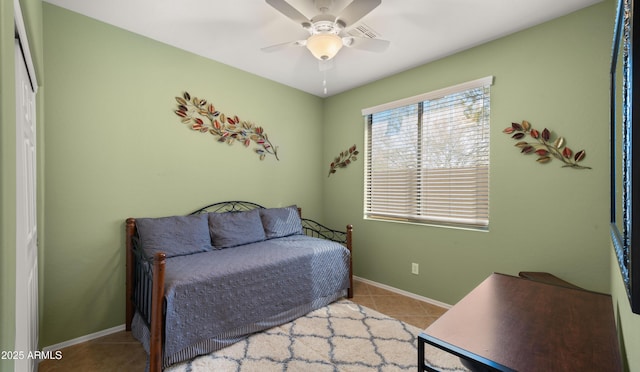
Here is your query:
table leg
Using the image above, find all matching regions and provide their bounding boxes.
[418,334,440,372]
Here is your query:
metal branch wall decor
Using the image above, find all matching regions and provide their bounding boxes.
[328,145,358,177]
[174,92,279,160]
[503,120,591,169]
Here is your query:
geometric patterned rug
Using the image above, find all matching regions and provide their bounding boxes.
[165,299,469,371]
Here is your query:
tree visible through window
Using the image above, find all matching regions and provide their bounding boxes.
[363,77,492,229]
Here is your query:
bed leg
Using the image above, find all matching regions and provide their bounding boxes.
[346,224,353,299]
[125,218,136,331]
[149,252,166,372]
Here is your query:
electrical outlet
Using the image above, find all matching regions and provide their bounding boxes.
[411,263,419,275]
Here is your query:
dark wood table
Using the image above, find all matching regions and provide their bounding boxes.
[418,273,622,372]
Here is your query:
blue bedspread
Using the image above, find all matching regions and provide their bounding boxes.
[133,234,350,368]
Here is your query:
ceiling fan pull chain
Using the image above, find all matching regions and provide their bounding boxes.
[323,71,328,95]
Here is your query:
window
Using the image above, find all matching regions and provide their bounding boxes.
[362,76,493,230]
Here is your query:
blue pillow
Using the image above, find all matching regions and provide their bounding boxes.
[259,206,303,239]
[136,214,212,258]
[208,209,266,249]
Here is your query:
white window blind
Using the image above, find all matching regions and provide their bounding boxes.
[363,76,492,229]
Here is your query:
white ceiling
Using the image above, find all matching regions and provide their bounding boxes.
[43,0,602,97]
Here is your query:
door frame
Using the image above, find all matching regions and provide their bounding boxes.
[14,0,38,93]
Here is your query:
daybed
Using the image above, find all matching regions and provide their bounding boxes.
[124,201,353,371]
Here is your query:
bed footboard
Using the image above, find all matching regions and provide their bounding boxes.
[301,218,353,298]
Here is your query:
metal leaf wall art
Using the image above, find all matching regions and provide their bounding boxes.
[328,145,358,177]
[174,92,279,160]
[503,120,591,169]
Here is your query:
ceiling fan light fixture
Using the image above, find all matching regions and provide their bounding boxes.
[306,33,343,61]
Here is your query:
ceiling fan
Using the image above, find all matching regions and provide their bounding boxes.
[262,0,390,62]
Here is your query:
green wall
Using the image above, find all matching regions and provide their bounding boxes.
[612,249,640,370]
[324,0,640,368]
[41,3,324,346]
[323,1,614,302]
[36,0,640,370]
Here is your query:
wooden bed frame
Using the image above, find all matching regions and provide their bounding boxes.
[124,201,353,372]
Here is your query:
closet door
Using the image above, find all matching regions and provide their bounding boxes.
[15,36,38,372]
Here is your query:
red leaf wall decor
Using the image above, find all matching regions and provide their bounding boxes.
[174,91,279,161]
[503,120,590,169]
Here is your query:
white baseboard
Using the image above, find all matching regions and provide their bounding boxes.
[42,324,125,352]
[353,276,452,309]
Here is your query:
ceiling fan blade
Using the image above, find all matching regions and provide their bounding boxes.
[343,36,390,52]
[336,0,382,28]
[261,39,307,53]
[265,0,310,26]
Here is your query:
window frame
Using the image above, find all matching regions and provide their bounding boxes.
[362,76,493,230]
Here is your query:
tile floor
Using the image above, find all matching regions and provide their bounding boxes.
[38,279,447,371]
